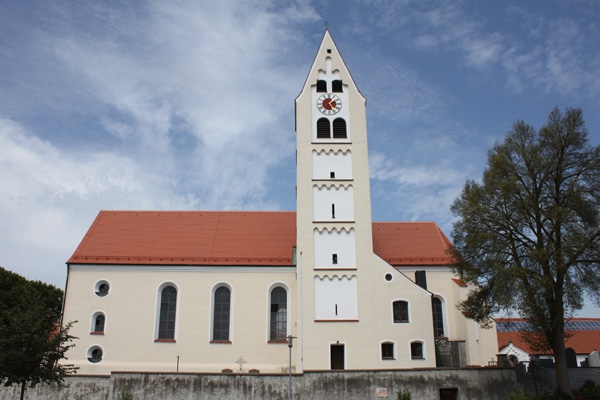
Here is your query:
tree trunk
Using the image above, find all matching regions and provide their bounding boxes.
[20,381,26,400]
[553,325,572,397]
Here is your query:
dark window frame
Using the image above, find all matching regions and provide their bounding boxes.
[94,314,105,333]
[332,80,343,93]
[316,80,327,92]
[332,118,347,138]
[269,287,287,341]
[393,301,409,323]
[317,118,331,138]
[158,286,177,340]
[381,342,395,360]
[213,286,231,341]
[432,297,445,338]
[411,342,424,359]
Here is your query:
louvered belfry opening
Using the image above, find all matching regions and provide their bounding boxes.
[316,79,327,92]
[317,118,331,138]
[332,80,343,92]
[332,118,347,138]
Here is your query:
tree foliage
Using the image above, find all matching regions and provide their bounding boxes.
[0,267,78,399]
[451,107,600,396]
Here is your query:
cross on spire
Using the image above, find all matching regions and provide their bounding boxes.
[324,21,330,30]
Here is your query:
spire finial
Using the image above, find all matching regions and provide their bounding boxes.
[324,21,330,30]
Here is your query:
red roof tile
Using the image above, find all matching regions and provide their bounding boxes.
[372,222,453,266]
[496,318,600,355]
[69,211,297,266]
[68,211,453,267]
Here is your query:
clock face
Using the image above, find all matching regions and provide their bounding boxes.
[317,94,342,115]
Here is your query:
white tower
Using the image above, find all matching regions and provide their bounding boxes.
[295,30,436,371]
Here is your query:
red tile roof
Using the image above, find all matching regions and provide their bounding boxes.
[68,211,453,267]
[69,211,297,266]
[496,318,600,355]
[372,222,453,266]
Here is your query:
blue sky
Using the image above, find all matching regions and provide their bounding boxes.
[1,1,599,316]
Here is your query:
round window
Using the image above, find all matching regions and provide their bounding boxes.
[385,273,393,282]
[87,346,103,363]
[94,280,110,297]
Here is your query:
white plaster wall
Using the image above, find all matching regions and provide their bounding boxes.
[313,228,356,269]
[312,150,353,180]
[313,185,354,221]
[314,275,358,320]
[62,265,297,375]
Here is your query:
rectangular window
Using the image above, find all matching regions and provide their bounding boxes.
[411,342,423,359]
[330,171,335,178]
[393,301,409,323]
[415,270,427,289]
[381,343,394,360]
[332,254,338,264]
[331,204,335,219]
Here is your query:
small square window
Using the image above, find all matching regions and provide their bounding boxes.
[382,343,394,360]
[330,171,335,178]
[327,49,332,53]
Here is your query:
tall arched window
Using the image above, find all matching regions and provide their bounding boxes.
[317,118,331,138]
[213,286,231,341]
[432,297,444,338]
[332,80,343,92]
[316,80,327,92]
[332,118,347,138]
[270,287,287,341]
[158,286,177,340]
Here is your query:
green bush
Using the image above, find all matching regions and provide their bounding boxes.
[505,388,572,400]
[118,390,134,400]
[578,379,600,399]
[397,389,411,400]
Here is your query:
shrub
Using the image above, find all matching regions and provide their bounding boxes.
[118,391,134,400]
[397,389,411,400]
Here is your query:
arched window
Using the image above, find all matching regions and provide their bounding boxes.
[381,342,395,360]
[410,341,424,359]
[94,314,105,333]
[432,297,444,338]
[332,80,343,93]
[213,286,231,341]
[316,80,327,92]
[393,301,409,323]
[158,286,177,340]
[270,287,287,341]
[317,118,331,138]
[332,118,347,138]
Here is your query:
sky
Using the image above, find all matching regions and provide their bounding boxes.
[1,0,599,316]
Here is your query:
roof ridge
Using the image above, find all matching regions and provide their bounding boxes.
[98,210,296,214]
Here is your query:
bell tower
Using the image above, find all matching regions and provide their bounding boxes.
[295,29,376,370]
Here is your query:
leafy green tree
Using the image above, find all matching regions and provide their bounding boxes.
[0,267,78,400]
[451,107,600,398]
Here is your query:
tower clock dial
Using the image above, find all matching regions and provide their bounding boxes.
[317,94,342,115]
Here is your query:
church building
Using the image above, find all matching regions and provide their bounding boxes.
[61,30,498,375]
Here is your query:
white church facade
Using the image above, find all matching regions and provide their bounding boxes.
[61,30,498,375]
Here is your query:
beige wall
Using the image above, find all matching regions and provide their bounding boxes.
[63,265,297,375]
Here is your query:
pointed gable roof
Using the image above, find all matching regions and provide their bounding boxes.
[295,29,365,104]
[69,211,453,267]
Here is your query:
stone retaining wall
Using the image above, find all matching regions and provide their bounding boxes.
[0,368,518,400]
